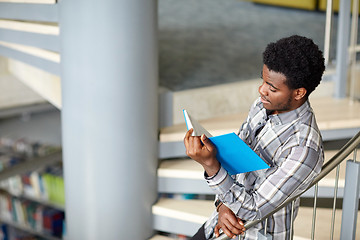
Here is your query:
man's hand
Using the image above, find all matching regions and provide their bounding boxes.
[214,204,245,239]
[184,128,220,176]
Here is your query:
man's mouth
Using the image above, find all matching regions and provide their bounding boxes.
[260,95,270,103]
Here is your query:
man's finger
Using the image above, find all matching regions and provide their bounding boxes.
[220,208,243,232]
[221,211,243,232]
[214,225,221,238]
[227,216,244,232]
[201,134,216,152]
[184,128,194,150]
[223,218,244,236]
[188,134,195,151]
[184,128,194,140]
[193,135,203,150]
[220,223,236,239]
[238,218,246,232]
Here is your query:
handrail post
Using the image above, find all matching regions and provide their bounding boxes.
[340,160,360,240]
[330,165,340,240]
[289,201,295,240]
[324,0,334,66]
[353,148,358,162]
[349,0,359,100]
[264,218,268,235]
[350,0,359,100]
[257,218,272,240]
[311,184,318,240]
[334,0,351,98]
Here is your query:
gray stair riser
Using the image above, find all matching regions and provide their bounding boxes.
[158,127,360,160]
[153,214,203,237]
[158,177,214,195]
[157,177,360,199]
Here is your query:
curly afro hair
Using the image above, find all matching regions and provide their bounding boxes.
[263,35,325,97]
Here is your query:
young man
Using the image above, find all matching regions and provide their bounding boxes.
[184,35,325,239]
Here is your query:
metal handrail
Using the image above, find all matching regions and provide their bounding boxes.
[212,130,360,240]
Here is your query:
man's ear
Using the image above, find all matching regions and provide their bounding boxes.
[294,88,307,101]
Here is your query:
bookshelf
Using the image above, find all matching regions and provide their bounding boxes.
[0,151,62,181]
[0,138,65,239]
[0,188,64,211]
[0,218,62,240]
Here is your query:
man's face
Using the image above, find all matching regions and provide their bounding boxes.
[259,64,298,115]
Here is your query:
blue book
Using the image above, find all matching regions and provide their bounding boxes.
[183,110,269,175]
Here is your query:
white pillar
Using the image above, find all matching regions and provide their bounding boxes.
[334,0,351,98]
[60,1,158,239]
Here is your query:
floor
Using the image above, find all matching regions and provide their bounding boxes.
[158,0,343,91]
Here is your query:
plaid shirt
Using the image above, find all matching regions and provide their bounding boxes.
[204,97,324,239]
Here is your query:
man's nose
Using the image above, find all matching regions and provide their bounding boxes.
[259,82,267,96]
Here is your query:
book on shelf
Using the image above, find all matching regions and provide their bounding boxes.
[0,193,64,238]
[0,166,65,207]
[183,109,269,175]
[43,208,64,237]
[0,137,64,239]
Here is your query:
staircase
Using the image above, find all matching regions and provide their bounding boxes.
[153,95,360,239]
[153,150,360,239]
[0,3,61,110]
[0,1,360,240]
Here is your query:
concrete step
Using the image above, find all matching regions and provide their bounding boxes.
[152,198,213,237]
[149,235,174,240]
[157,150,360,197]
[158,158,212,194]
[6,59,61,109]
[0,71,48,112]
[160,97,360,143]
[0,19,61,108]
[153,198,360,239]
[168,74,336,126]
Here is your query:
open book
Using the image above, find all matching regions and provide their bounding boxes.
[183,109,269,175]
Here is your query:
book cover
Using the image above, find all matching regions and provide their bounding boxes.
[183,109,269,175]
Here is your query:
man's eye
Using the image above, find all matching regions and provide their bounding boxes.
[269,87,276,92]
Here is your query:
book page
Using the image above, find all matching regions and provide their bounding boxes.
[183,110,212,137]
